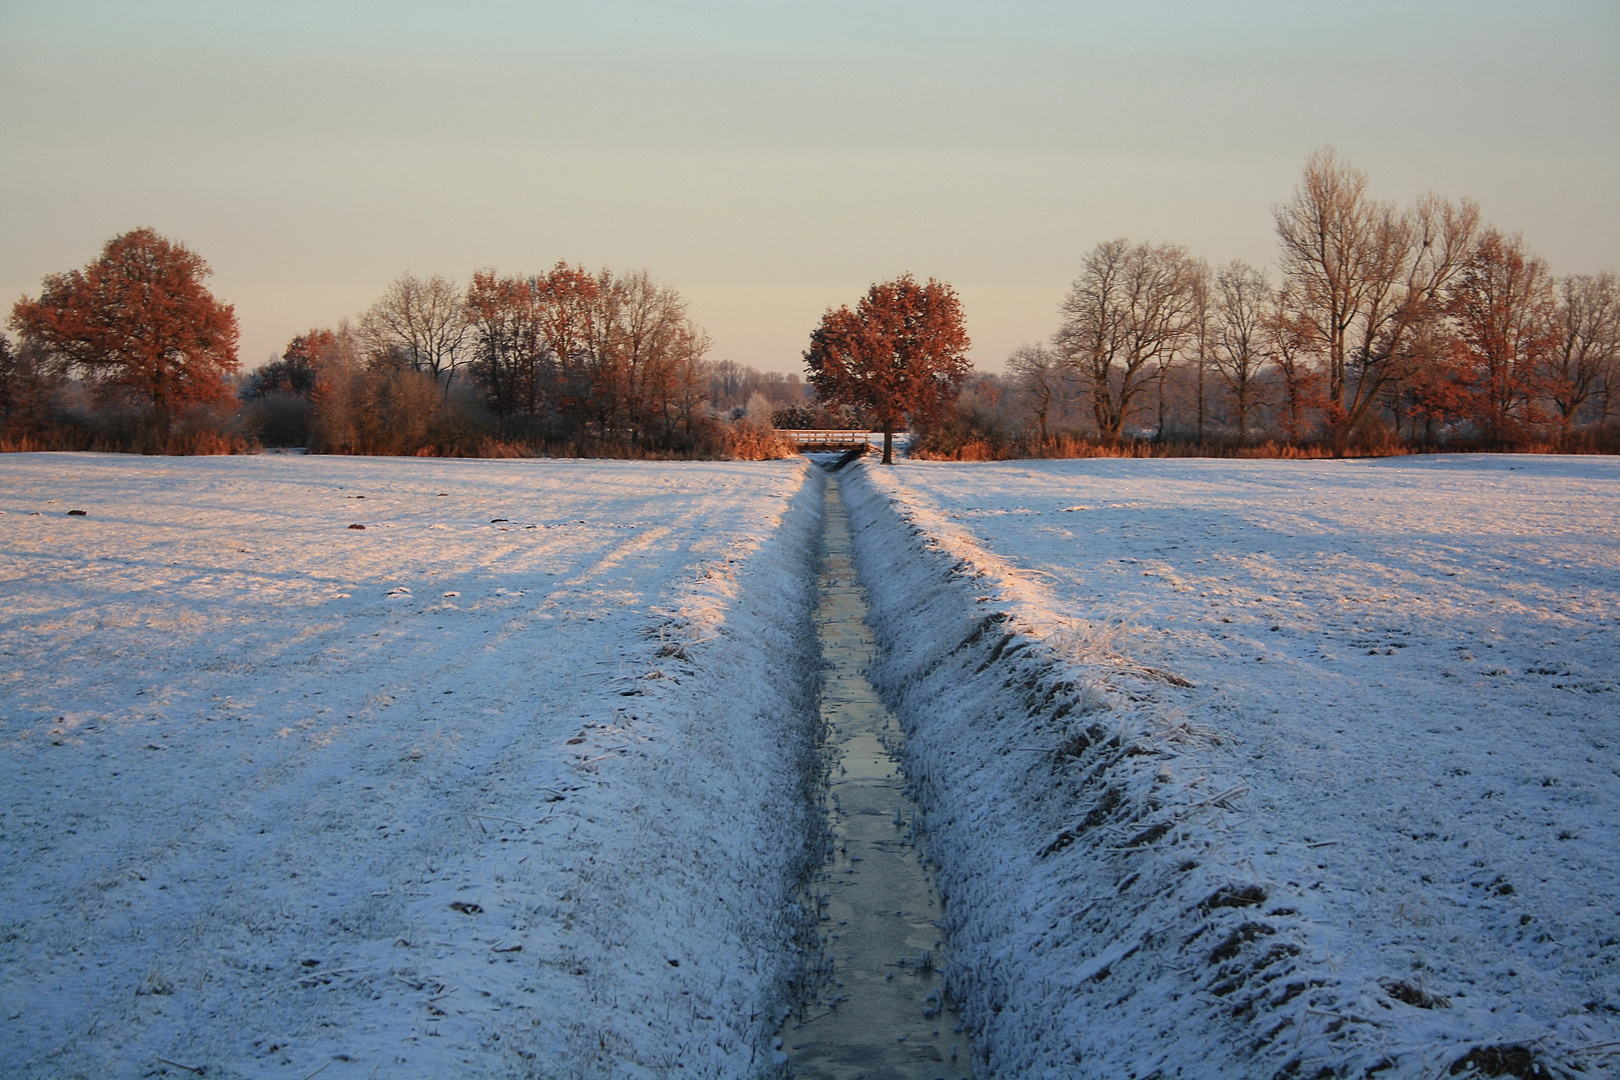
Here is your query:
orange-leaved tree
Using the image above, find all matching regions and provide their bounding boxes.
[1444,229,1559,442]
[9,228,239,442]
[804,274,971,464]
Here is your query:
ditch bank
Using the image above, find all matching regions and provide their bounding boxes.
[837,463,1553,1080]
[587,461,832,1077]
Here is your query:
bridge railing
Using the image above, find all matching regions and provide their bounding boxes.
[787,429,875,449]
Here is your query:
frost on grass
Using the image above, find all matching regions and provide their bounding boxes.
[0,453,825,1079]
[841,456,1619,1080]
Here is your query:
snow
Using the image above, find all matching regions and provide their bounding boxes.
[0,452,824,1079]
[5,448,1617,1079]
[840,455,1620,1079]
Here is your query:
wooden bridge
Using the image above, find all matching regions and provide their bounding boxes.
[787,429,874,451]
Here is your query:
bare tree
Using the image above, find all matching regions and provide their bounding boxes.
[1211,260,1272,444]
[460,262,717,450]
[1264,283,1322,443]
[706,359,747,410]
[1273,147,1478,447]
[1005,343,1067,441]
[1054,239,1199,443]
[1189,261,1211,442]
[1549,271,1620,431]
[361,272,471,387]
[665,325,712,445]
[610,269,697,444]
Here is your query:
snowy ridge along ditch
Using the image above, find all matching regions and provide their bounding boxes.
[838,462,1593,1080]
[543,459,829,1077]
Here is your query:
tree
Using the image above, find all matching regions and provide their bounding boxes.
[360,272,470,386]
[1263,285,1324,443]
[608,269,708,446]
[239,329,330,447]
[804,275,971,463]
[1210,260,1272,444]
[1006,343,1066,441]
[532,262,605,435]
[0,333,64,444]
[1443,229,1558,441]
[1189,261,1211,442]
[1273,147,1478,448]
[1549,272,1620,433]
[8,227,239,441]
[246,329,329,399]
[465,270,548,418]
[1053,239,1199,444]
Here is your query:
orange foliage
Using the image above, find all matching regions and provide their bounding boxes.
[806,275,970,462]
[8,228,239,436]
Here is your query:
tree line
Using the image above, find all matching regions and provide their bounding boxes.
[5,148,1614,459]
[920,147,1618,458]
[252,263,809,457]
[2,238,815,457]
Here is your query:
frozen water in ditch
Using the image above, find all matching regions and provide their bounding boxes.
[782,475,973,1079]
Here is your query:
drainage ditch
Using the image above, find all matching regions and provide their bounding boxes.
[780,474,973,1079]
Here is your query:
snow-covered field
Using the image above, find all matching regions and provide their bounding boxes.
[0,452,823,1079]
[5,450,1617,1080]
[841,455,1620,1079]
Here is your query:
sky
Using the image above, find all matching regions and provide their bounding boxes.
[2,1,1617,375]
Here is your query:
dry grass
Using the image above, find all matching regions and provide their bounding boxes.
[474,437,536,458]
[914,435,1399,462]
[0,426,251,456]
[0,433,53,453]
[716,420,799,461]
[910,427,1620,461]
[1046,615,1132,662]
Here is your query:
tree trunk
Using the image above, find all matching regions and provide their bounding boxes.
[882,424,894,465]
[1154,367,1167,443]
[151,376,172,453]
[1197,353,1205,443]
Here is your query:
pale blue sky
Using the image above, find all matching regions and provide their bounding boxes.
[3,1,1616,373]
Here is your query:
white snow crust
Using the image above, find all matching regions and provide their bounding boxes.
[0,452,825,1079]
[840,455,1619,1079]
